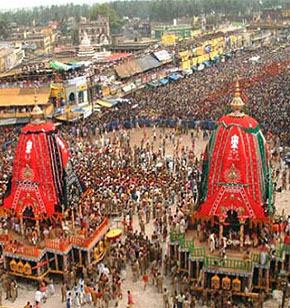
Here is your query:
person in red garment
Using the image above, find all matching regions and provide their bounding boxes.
[127,290,134,307]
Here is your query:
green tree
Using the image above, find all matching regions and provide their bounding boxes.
[0,16,8,39]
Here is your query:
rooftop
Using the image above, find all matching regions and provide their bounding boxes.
[0,87,51,107]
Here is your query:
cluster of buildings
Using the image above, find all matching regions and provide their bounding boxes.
[0,8,289,125]
[0,15,111,73]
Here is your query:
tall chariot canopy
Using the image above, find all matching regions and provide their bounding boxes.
[196,80,274,223]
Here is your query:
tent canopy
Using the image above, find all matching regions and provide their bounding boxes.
[136,55,161,72]
[154,50,172,62]
[49,60,71,71]
[104,53,131,63]
[96,99,114,108]
[115,54,163,79]
[115,59,142,79]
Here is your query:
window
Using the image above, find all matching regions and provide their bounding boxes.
[78,91,84,104]
[69,92,75,103]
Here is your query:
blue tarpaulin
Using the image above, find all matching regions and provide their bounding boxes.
[159,78,169,86]
[211,56,219,64]
[204,61,212,68]
[68,62,84,69]
[169,73,182,81]
[104,117,216,132]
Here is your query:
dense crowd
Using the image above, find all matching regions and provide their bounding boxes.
[0,40,289,307]
[102,44,290,144]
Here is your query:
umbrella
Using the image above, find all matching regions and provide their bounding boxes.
[106,228,123,241]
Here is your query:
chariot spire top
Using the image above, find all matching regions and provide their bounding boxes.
[230,78,245,115]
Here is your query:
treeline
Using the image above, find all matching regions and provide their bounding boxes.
[0,0,289,32]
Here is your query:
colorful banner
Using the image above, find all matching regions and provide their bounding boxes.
[161,33,176,46]
[196,54,210,64]
[179,51,190,61]
[181,60,191,70]
[191,57,198,66]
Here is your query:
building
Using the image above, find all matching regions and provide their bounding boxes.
[0,47,25,73]
[110,35,156,52]
[5,26,56,55]
[151,24,193,41]
[0,86,53,125]
[78,16,111,47]
[121,18,151,40]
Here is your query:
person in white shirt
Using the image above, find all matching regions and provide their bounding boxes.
[34,289,42,303]
[209,233,216,253]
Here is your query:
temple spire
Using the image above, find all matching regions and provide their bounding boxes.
[230,78,245,116]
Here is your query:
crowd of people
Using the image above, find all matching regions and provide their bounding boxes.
[100,44,290,144]
[0,37,288,307]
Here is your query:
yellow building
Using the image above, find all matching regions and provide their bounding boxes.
[0,86,53,125]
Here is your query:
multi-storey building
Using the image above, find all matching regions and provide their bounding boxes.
[78,16,111,46]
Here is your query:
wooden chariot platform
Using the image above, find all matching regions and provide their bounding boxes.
[170,232,290,302]
[0,218,109,281]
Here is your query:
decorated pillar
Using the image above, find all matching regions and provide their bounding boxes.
[20,216,24,236]
[240,221,244,248]
[35,218,40,238]
[55,254,59,271]
[275,260,279,276]
[189,258,192,278]
[79,202,82,218]
[184,252,188,270]
[71,208,75,230]
[202,271,206,289]
[281,256,285,271]
[219,220,224,243]
[178,249,181,269]
[63,255,68,272]
[87,250,91,265]
[3,256,7,270]
[258,268,263,288]
[265,269,270,292]
[210,216,214,228]
[79,250,83,266]
[196,261,200,280]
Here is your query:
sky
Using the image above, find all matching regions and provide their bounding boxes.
[0,0,108,10]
